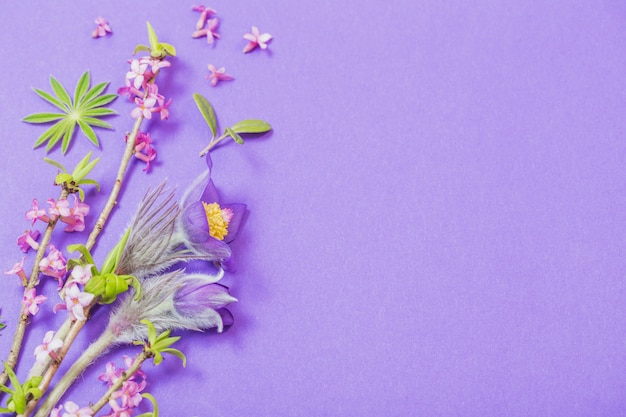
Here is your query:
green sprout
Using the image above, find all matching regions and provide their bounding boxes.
[135,320,187,367]
[44,151,100,200]
[23,71,117,154]
[134,22,176,59]
[0,363,42,414]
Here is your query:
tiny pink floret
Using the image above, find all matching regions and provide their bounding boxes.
[39,244,67,287]
[92,17,112,39]
[22,288,46,316]
[26,199,48,225]
[17,230,40,253]
[34,330,63,364]
[243,26,272,53]
[206,64,234,87]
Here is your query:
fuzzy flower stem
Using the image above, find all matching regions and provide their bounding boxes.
[90,350,149,415]
[0,189,68,388]
[28,327,116,417]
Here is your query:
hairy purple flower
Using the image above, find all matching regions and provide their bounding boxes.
[174,155,245,269]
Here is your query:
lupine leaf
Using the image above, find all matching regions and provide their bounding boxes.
[49,76,72,106]
[33,88,69,112]
[82,108,117,117]
[78,120,100,147]
[82,117,113,129]
[74,71,90,105]
[82,81,109,104]
[84,93,117,108]
[22,113,66,123]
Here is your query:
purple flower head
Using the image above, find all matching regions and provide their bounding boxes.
[176,154,246,269]
[174,275,237,332]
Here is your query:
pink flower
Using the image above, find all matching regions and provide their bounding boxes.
[54,283,94,321]
[131,97,157,119]
[127,131,157,172]
[39,245,67,287]
[22,288,46,316]
[92,17,112,38]
[139,56,171,74]
[70,264,93,285]
[25,199,49,225]
[102,399,132,417]
[243,26,272,53]
[17,230,40,253]
[99,362,121,386]
[111,380,145,408]
[34,330,63,364]
[192,17,220,44]
[117,82,143,102]
[47,198,71,218]
[59,196,90,232]
[126,59,148,90]
[206,64,234,87]
[5,257,28,285]
[192,5,217,30]
[58,401,93,417]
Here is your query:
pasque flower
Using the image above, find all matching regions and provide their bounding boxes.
[174,154,245,269]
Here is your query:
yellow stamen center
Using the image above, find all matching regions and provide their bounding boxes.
[202,202,230,241]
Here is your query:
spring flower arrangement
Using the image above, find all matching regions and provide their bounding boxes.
[0,16,271,417]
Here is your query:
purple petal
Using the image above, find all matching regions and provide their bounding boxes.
[180,170,211,210]
[223,203,246,243]
[200,179,220,204]
[218,308,234,331]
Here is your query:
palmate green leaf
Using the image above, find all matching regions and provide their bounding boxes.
[25,72,117,153]
[193,93,217,138]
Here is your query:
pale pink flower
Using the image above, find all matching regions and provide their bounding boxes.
[39,245,67,287]
[22,288,46,316]
[25,199,49,225]
[60,196,90,232]
[99,362,121,386]
[60,401,93,417]
[111,380,145,408]
[139,56,171,74]
[126,59,148,90]
[17,230,40,253]
[34,330,63,364]
[206,64,234,87]
[243,26,272,53]
[117,82,143,102]
[51,405,63,417]
[193,17,220,44]
[102,399,132,417]
[92,17,112,38]
[192,5,217,30]
[5,257,28,285]
[70,264,93,285]
[47,198,71,218]
[131,97,157,119]
[54,283,94,321]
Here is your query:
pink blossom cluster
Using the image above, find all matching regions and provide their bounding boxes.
[51,401,93,417]
[118,57,172,121]
[53,264,94,321]
[92,17,112,39]
[39,244,67,287]
[99,356,147,417]
[25,196,90,232]
[126,131,157,172]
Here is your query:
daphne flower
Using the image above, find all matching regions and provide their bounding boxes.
[111,379,145,408]
[206,64,234,87]
[58,401,93,417]
[174,155,245,269]
[92,17,112,38]
[139,56,171,74]
[22,288,46,316]
[54,283,94,321]
[126,59,148,90]
[192,17,220,44]
[17,229,40,253]
[5,257,27,285]
[102,399,132,417]
[39,245,67,287]
[242,26,272,53]
[192,5,217,30]
[34,330,63,364]
[26,199,49,225]
[47,198,71,218]
[59,196,90,232]
[70,264,93,285]
[131,97,157,119]
[117,82,143,102]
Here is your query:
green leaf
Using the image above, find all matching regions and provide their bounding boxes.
[193,93,217,138]
[134,44,151,55]
[78,120,100,147]
[61,120,76,154]
[77,178,100,191]
[33,122,64,148]
[45,121,69,152]
[161,348,187,367]
[74,71,90,105]
[159,42,176,57]
[147,21,159,51]
[33,88,69,112]
[23,113,66,123]
[73,151,92,172]
[137,393,159,417]
[225,127,244,145]
[142,319,157,344]
[49,75,72,106]
[43,157,68,173]
[82,117,113,129]
[82,108,117,117]
[84,93,117,109]
[67,244,96,266]
[100,228,131,275]
[230,119,272,134]
[81,81,109,104]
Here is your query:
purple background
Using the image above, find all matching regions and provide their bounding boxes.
[1,1,626,416]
